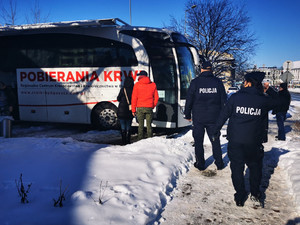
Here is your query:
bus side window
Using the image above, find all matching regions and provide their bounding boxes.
[1,34,138,69]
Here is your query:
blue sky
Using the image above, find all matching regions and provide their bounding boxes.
[2,0,300,68]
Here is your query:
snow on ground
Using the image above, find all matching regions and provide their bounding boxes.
[0,128,194,225]
[0,93,300,225]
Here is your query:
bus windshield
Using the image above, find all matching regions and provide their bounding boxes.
[176,45,196,99]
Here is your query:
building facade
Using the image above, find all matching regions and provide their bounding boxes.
[250,60,300,87]
[289,61,300,87]
[258,66,283,86]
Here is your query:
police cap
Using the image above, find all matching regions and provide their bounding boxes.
[244,72,265,83]
[202,61,212,69]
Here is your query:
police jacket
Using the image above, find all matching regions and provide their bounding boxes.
[117,77,134,120]
[184,71,227,124]
[214,86,278,144]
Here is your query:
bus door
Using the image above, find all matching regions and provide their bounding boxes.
[175,45,197,128]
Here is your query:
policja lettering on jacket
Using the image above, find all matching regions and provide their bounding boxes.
[199,87,217,94]
[236,106,261,115]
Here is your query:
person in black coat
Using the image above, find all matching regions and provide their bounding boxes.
[0,81,15,116]
[184,61,227,171]
[270,83,291,141]
[117,76,134,145]
[213,72,280,207]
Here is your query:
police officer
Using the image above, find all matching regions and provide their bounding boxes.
[185,61,227,171]
[213,71,279,207]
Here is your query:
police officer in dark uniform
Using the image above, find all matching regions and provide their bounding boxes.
[213,71,279,207]
[185,61,227,171]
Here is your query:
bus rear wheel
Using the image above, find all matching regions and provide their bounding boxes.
[91,103,119,130]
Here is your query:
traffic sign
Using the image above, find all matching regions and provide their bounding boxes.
[280,71,294,83]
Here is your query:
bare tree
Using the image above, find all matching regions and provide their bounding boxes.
[169,0,257,77]
[26,0,50,24]
[0,0,18,25]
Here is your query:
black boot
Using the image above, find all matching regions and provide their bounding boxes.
[121,130,126,145]
[126,130,131,144]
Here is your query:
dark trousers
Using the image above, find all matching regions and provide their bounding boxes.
[192,122,223,168]
[136,107,153,140]
[227,142,264,200]
[276,112,286,140]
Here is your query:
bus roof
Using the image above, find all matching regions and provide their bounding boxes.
[0,18,130,31]
[0,18,189,45]
[0,18,176,36]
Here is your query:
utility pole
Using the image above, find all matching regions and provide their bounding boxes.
[129,0,132,25]
[185,5,196,35]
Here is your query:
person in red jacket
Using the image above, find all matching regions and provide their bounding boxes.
[131,70,159,140]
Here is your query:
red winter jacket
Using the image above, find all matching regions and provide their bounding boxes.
[131,76,159,113]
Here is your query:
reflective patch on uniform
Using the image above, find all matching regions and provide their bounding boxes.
[199,88,217,94]
[236,106,261,115]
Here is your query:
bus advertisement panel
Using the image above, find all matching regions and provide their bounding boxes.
[17,67,140,124]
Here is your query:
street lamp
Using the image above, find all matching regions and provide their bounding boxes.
[185,4,196,35]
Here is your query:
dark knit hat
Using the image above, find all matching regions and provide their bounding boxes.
[137,70,148,76]
[202,61,212,69]
[244,72,265,83]
[280,83,288,90]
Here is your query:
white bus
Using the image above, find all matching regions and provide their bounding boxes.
[0,18,199,130]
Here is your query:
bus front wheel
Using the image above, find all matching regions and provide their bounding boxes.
[91,103,119,130]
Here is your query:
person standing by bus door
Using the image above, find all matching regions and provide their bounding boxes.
[184,61,227,171]
[117,76,135,145]
[213,72,281,207]
[131,70,159,140]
